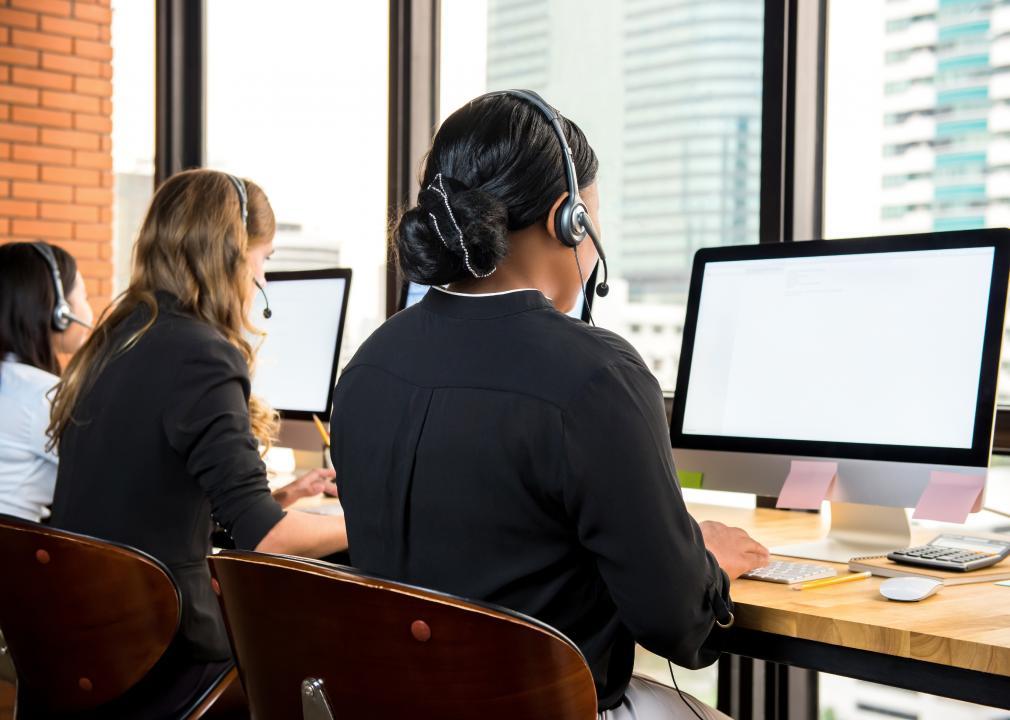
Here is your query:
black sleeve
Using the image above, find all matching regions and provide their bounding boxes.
[162,338,285,550]
[561,356,732,669]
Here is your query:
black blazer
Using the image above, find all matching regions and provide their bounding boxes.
[51,293,285,661]
[330,288,731,710]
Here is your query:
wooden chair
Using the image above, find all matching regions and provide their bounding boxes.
[0,514,237,719]
[208,550,598,720]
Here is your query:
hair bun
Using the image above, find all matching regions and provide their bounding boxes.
[395,177,508,285]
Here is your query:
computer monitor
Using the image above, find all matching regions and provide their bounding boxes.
[670,230,1010,561]
[398,265,599,322]
[250,268,351,421]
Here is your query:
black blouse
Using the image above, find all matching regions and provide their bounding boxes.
[330,288,731,710]
[50,293,285,662]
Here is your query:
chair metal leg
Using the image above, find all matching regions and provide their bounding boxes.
[302,678,335,720]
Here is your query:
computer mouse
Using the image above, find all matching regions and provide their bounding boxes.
[879,576,943,602]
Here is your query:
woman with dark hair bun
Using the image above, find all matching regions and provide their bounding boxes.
[0,242,93,522]
[331,93,767,719]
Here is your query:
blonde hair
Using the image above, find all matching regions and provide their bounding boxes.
[48,169,279,450]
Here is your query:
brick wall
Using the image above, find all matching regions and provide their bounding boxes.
[0,0,114,313]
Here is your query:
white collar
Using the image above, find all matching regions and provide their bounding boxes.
[432,286,551,300]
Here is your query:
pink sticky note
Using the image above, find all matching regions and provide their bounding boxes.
[912,472,985,523]
[776,460,837,510]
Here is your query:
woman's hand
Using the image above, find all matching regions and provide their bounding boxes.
[699,520,770,580]
[272,468,337,509]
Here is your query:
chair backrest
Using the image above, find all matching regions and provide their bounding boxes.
[0,515,180,714]
[209,551,598,720]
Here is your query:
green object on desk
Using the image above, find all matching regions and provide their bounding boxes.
[679,471,703,489]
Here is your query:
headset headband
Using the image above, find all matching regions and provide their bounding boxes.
[226,173,249,228]
[31,242,74,332]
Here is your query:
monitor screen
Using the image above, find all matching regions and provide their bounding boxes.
[400,265,597,322]
[250,269,351,419]
[671,232,1010,467]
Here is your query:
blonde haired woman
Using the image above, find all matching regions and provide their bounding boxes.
[48,169,346,718]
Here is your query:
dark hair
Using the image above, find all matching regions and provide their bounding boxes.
[394,93,599,285]
[0,242,77,378]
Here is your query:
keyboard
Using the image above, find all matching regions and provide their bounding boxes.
[742,560,837,584]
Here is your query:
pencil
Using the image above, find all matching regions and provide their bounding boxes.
[311,414,331,448]
[791,571,871,591]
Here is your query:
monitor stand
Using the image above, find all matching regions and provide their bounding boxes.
[771,502,911,563]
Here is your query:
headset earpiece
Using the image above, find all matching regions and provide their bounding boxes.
[31,242,73,332]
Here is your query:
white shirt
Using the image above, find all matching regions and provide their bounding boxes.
[0,355,58,522]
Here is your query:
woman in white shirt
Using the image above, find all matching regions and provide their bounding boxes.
[0,242,93,522]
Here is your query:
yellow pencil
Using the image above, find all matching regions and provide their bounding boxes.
[791,571,871,591]
[311,414,331,448]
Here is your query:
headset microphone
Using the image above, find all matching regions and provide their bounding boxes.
[31,242,93,331]
[254,279,272,319]
[578,211,609,297]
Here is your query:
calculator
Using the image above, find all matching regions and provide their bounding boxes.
[887,534,1010,572]
[741,560,837,584]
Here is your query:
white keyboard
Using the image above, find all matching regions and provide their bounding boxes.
[742,561,837,584]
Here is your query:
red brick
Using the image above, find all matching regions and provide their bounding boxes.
[0,46,40,67]
[0,180,9,198]
[0,84,40,106]
[99,62,111,80]
[42,165,99,186]
[0,29,8,46]
[100,170,112,187]
[73,39,111,62]
[0,67,8,84]
[57,240,101,260]
[41,90,98,113]
[41,53,100,77]
[12,67,73,91]
[0,104,8,122]
[76,258,112,278]
[0,199,39,218]
[40,127,99,150]
[73,3,111,24]
[41,15,100,40]
[11,29,72,54]
[0,219,8,235]
[98,242,112,260]
[12,105,72,128]
[12,218,73,239]
[12,0,72,17]
[74,75,111,97]
[0,123,38,143]
[99,135,110,152]
[0,142,10,160]
[0,161,39,180]
[74,186,110,205]
[74,150,111,170]
[13,181,73,202]
[13,143,73,165]
[0,8,39,30]
[73,112,111,133]
[74,222,111,241]
[40,202,98,222]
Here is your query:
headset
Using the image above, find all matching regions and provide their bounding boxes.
[31,242,92,332]
[483,89,610,299]
[226,172,272,319]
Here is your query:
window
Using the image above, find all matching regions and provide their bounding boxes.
[111,0,155,294]
[821,3,1008,715]
[205,0,389,370]
[824,0,1010,406]
[439,0,764,391]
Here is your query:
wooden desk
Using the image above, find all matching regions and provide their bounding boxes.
[689,502,1010,712]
